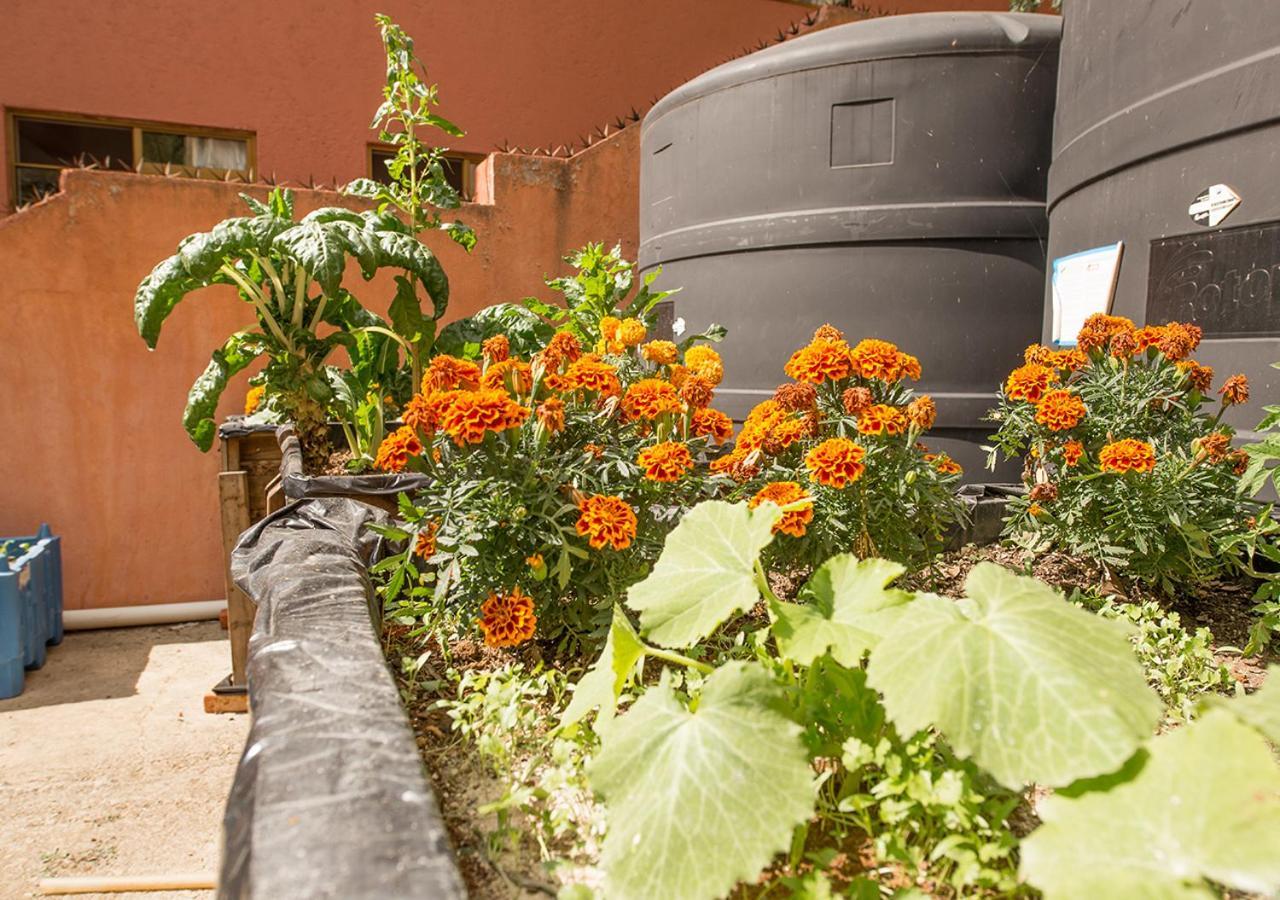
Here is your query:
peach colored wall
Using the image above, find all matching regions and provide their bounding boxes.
[0,129,640,609]
[0,0,828,213]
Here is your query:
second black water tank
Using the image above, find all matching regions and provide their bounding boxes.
[639,12,1062,473]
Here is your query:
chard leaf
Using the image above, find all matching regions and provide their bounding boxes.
[626,500,778,648]
[867,562,1161,788]
[770,556,911,667]
[589,662,814,900]
[183,332,263,451]
[559,606,645,729]
[134,255,196,348]
[1020,709,1280,899]
[273,222,347,298]
[369,229,449,319]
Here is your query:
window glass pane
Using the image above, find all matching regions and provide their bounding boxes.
[141,131,185,164]
[15,166,61,205]
[187,136,247,170]
[16,118,133,168]
[441,156,467,198]
[370,149,395,185]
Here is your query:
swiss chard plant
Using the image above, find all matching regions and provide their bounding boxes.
[560,499,1280,899]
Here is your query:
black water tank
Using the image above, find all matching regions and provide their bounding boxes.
[1046,0,1280,435]
[640,12,1062,474]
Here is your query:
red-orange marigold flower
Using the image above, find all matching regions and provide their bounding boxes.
[774,382,818,411]
[905,395,937,431]
[691,408,734,444]
[1035,390,1086,431]
[478,587,537,648]
[843,386,874,416]
[641,340,678,365]
[679,375,716,410]
[1077,313,1136,353]
[482,334,510,363]
[1220,374,1249,406]
[414,521,439,559]
[1099,438,1157,474]
[422,354,481,393]
[785,339,853,384]
[1156,322,1202,361]
[541,331,583,371]
[622,378,681,420]
[374,425,423,472]
[438,390,530,445]
[931,453,962,476]
[1024,344,1056,366]
[1005,364,1058,403]
[481,359,533,395]
[858,404,908,437]
[813,323,844,342]
[1178,361,1214,394]
[1062,440,1085,467]
[575,494,638,550]
[637,441,694,482]
[535,397,565,433]
[805,437,867,488]
[749,481,814,538]
[1198,431,1231,463]
[848,338,901,381]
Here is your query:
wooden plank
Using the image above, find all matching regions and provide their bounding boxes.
[39,872,217,894]
[218,470,254,691]
[203,691,249,715]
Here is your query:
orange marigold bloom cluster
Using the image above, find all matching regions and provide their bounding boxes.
[244,385,265,415]
[813,323,844,342]
[684,346,724,386]
[924,453,962,476]
[622,378,682,421]
[785,337,853,385]
[1099,439,1157,474]
[374,426,423,472]
[749,481,814,538]
[906,395,937,431]
[805,437,867,488]
[481,359,533,395]
[858,404,908,437]
[617,318,647,347]
[575,494,637,550]
[1177,361,1214,394]
[764,416,814,453]
[1219,374,1249,406]
[1156,322,1202,361]
[641,340,678,366]
[478,587,537,648]
[1062,440,1085,467]
[735,400,787,455]
[423,354,481,392]
[690,408,733,444]
[535,397,565,433]
[1026,344,1088,372]
[679,375,716,410]
[1076,313,1136,353]
[1006,363,1058,403]
[1198,432,1231,463]
[562,354,622,397]
[600,317,621,341]
[414,521,439,559]
[774,381,818,411]
[540,331,583,371]
[438,390,530,445]
[843,386,874,415]
[1035,390,1086,431]
[637,441,694,482]
[847,338,920,382]
[403,391,447,434]
[482,334,510,363]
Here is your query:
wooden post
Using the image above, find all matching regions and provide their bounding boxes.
[219,470,254,690]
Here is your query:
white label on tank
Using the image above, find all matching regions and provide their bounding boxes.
[1189,184,1241,228]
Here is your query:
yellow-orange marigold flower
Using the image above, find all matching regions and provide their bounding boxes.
[1035,389,1086,431]
[1062,440,1085,467]
[858,404,908,437]
[600,316,622,341]
[805,437,867,488]
[575,494,637,550]
[896,352,922,381]
[1006,363,1058,403]
[905,395,937,431]
[535,397,565,433]
[622,378,681,421]
[1099,439,1157,474]
[846,339,899,381]
[374,425,423,472]
[478,587,537,648]
[690,408,733,444]
[679,375,716,410]
[438,390,530,445]
[1219,374,1249,406]
[244,384,265,415]
[684,346,724,386]
[414,521,439,559]
[617,318,647,347]
[482,334,510,363]
[924,453,962,476]
[642,340,678,365]
[1133,326,1164,352]
[749,482,814,538]
[563,354,622,397]
[423,354,481,393]
[637,441,694,482]
[786,339,852,384]
[481,359,533,395]
[583,443,604,459]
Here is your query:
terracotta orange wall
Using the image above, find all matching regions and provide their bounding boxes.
[0,0,828,212]
[0,129,640,609]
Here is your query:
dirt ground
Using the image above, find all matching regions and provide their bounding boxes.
[0,621,250,899]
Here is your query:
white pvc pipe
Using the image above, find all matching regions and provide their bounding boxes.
[63,600,226,631]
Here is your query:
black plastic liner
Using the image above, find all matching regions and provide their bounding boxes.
[948,483,1023,549]
[275,426,433,503]
[221,496,463,900]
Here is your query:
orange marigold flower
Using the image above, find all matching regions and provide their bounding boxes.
[896,352,922,381]
[637,441,694,482]
[765,415,812,454]
[1035,389,1086,431]
[1099,438,1157,474]
[1024,344,1056,366]
[847,338,901,381]
[374,425,423,472]
[679,375,716,410]
[1198,431,1231,463]
[842,386,874,416]
[438,390,530,445]
[600,316,622,341]
[932,454,962,476]
[1077,313,1136,353]
[786,339,853,384]
[1005,363,1058,403]
[1028,503,1044,517]
[684,346,724,386]
[583,443,604,459]
[1156,322,1202,361]
[622,378,682,420]
[690,408,733,444]
[617,318,647,347]
[414,521,439,559]
[482,334,510,363]
[1230,449,1249,476]
[1178,360,1214,394]
[480,359,533,395]
[858,404,908,437]
[1110,329,1138,358]
[1219,374,1249,406]
[244,384,265,415]
[1133,325,1164,352]
[423,354,481,393]
[905,395,937,431]
[1029,482,1058,502]
[1062,440,1085,467]
[774,382,818,411]
[478,587,537,648]
[535,397,565,433]
[805,437,867,488]
[813,323,844,342]
[749,481,814,538]
[541,331,583,371]
[563,354,622,397]
[642,340,679,365]
[1054,348,1089,372]
[526,553,544,569]
[402,391,446,434]
[575,494,637,550]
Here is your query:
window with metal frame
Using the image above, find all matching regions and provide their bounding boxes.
[368,145,481,202]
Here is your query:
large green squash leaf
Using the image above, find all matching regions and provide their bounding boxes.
[589,662,814,900]
[1020,709,1280,899]
[182,332,264,451]
[626,500,778,648]
[867,563,1161,788]
[559,606,646,730]
[1211,664,1280,744]
[771,556,911,667]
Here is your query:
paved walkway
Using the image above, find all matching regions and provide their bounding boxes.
[0,621,249,899]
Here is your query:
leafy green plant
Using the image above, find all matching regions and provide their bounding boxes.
[560,499,1280,899]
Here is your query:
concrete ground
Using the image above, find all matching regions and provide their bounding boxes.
[0,621,249,899]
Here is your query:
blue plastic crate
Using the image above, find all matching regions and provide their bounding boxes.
[1,524,63,699]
